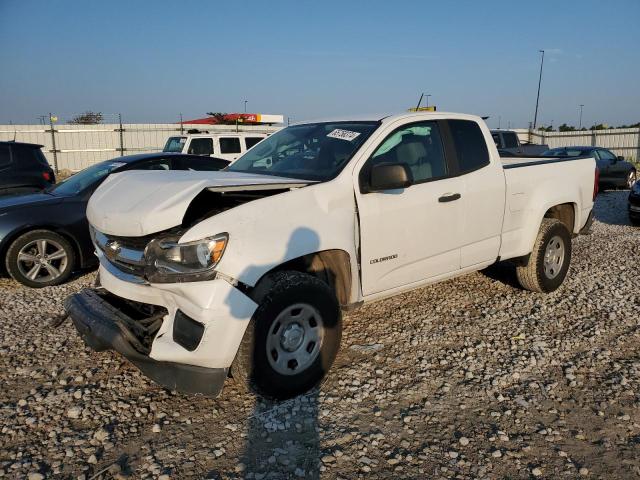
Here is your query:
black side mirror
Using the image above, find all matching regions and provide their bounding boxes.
[617,155,624,161]
[368,163,413,192]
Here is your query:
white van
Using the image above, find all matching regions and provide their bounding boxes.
[163,133,270,162]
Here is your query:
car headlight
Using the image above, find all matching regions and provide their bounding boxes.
[144,233,228,283]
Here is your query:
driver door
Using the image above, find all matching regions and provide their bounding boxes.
[355,120,464,296]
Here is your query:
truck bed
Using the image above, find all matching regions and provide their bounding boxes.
[500,154,593,169]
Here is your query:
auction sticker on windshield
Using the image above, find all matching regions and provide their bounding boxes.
[327,129,361,142]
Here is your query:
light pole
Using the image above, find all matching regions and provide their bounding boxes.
[533,49,545,129]
[579,104,584,129]
[244,100,247,113]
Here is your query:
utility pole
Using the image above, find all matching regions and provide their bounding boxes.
[48,113,58,173]
[579,104,584,129]
[533,49,545,129]
[244,100,247,113]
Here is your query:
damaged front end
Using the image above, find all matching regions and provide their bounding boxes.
[64,289,228,395]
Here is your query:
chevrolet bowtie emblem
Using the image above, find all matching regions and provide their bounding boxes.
[104,240,121,260]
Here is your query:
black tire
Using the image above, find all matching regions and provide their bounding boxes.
[232,271,342,399]
[6,230,76,288]
[630,215,640,226]
[516,218,572,293]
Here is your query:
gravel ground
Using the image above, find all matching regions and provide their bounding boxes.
[1,190,639,480]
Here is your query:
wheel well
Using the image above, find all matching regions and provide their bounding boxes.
[251,250,352,306]
[544,203,575,233]
[0,226,84,274]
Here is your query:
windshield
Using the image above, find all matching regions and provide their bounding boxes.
[543,148,589,157]
[163,136,186,153]
[49,160,125,196]
[227,122,379,181]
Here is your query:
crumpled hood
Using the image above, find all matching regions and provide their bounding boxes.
[87,170,310,236]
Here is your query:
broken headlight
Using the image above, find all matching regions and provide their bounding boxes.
[144,233,228,283]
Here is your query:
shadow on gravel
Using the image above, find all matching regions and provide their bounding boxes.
[480,262,523,290]
[228,227,325,478]
[593,190,632,227]
[238,391,321,478]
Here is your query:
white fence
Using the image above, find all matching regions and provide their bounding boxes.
[513,127,640,161]
[1,123,638,171]
[0,123,281,171]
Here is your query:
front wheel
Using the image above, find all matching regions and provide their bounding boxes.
[232,271,342,399]
[6,230,76,288]
[516,219,572,293]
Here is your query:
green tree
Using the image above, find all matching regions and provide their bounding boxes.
[205,112,236,125]
[558,123,576,132]
[68,111,103,125]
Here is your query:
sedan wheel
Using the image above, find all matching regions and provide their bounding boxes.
[17,239,68,283]
[6,230,76,288]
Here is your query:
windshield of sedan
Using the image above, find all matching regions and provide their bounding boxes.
[227,122,379,181]
[48,160,124,196]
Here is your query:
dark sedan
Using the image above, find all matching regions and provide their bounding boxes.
[0,152,229,287]
[542,146,636,189]
[1,141,56,195]
[629,180,640,226]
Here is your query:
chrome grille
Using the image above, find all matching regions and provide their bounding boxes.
[92,228,147,277]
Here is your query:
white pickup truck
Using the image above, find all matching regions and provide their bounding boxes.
[65,112,597,399]
[163,132,270,162]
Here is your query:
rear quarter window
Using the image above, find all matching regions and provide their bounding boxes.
[220,137,242,154]
[245,137,264,150]
[448,120,490,173]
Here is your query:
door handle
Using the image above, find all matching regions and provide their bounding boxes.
[438,193,461,203]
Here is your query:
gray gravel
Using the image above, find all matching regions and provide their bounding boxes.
[1,190,639,479]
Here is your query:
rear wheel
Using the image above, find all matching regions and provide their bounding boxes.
[6,230,76,288]
[516,219,571,293]
[232,271,342,399]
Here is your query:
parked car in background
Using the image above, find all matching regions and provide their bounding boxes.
[0,141,55,196]
[542,146,636,189]
[0,152,230,288]
[163,132,269,162]
[490,130,548,156]
[629,181,640,225]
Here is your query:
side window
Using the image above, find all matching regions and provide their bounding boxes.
[130,158,172,171]
[176,156,229,171]
[598,149,616,161]
[502,132,519,149]
[245,137,263,150]
[368,121,447,183]
[187,138,214,155]
[0,145,11,167]
[220,137,242,154]
[448,120,490,173]
[491,133,501,148]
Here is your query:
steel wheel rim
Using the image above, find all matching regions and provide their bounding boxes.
[266,303,324,376]
[16,239,68,283]
[543,235,565,280]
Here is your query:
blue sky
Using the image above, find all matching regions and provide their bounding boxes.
[1,0,639,128]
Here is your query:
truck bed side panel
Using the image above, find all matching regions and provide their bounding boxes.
[499,156,595,260]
